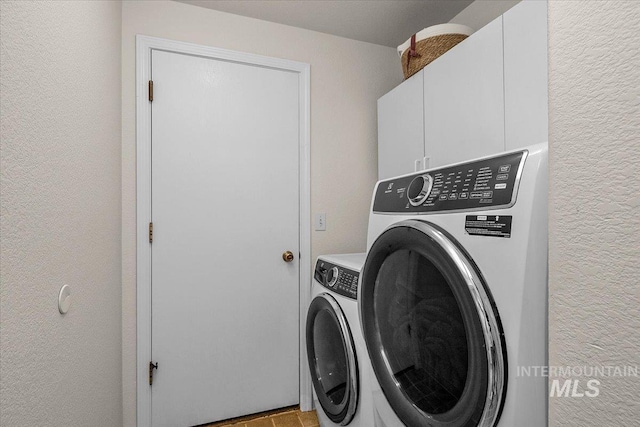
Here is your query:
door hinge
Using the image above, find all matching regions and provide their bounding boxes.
[148,80,153,102]
[149,361,158,386]
[149,222,153,243]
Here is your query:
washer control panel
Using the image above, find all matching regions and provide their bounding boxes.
[373,150,526,213]
[314,260,359,300]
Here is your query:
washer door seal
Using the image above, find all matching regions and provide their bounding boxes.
[360,220,507,427]
[306,293,358,425]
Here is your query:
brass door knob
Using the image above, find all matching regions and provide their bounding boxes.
[282,251,295,262]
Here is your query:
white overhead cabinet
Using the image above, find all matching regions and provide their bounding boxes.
[377,70,425,180]
[377,0,548,180]
[423,16,504,169]
[503,0,548,151]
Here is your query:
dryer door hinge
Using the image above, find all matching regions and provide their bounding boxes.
[149,361,158,385]
[149,222,153,243]
[148,80,154,102]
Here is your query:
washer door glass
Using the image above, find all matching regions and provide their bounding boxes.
[360,220,506,427]
[306,293,358,425]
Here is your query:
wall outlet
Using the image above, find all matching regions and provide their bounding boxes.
[315,213,326,231]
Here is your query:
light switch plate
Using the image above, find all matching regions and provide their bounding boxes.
[315,213,326,231]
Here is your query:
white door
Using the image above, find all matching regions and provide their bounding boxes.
[150,49,300,427]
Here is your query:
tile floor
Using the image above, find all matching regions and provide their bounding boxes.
[203,406,319,427]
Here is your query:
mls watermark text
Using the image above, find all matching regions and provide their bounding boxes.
[517,365,638,398]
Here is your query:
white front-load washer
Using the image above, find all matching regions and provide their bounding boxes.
[359,144,548,427]
[306,254,374,427]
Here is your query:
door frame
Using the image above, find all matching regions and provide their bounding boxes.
[135,35,312,427]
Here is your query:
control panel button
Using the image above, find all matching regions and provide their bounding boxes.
[325,267,339,288]
[407,174,434,206]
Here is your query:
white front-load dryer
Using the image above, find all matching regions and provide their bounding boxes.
[359,144,548,427]
[306,254,374,427]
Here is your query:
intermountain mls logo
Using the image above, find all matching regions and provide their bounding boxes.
[517,365,638,397]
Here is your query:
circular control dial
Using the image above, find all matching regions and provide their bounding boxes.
[325,267,339,288]
[407,174,434,206]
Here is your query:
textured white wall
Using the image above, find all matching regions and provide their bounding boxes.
[121,1,401,424]
[548,1,640,425]
[0,1,122,426]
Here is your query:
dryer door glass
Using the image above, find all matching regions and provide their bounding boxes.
[360,220,506,427]
[314,309,348,404]
[376,249,468,412]
[306,294,358,425]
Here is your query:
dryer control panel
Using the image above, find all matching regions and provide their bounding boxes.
[314,260,359,300]
[373,150,527,213]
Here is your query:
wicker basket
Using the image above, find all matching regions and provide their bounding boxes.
[398,24,473,79]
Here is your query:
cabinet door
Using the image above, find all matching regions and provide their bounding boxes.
[423,17,505,168]
[504,0,548,151]
[377,69,425,180]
